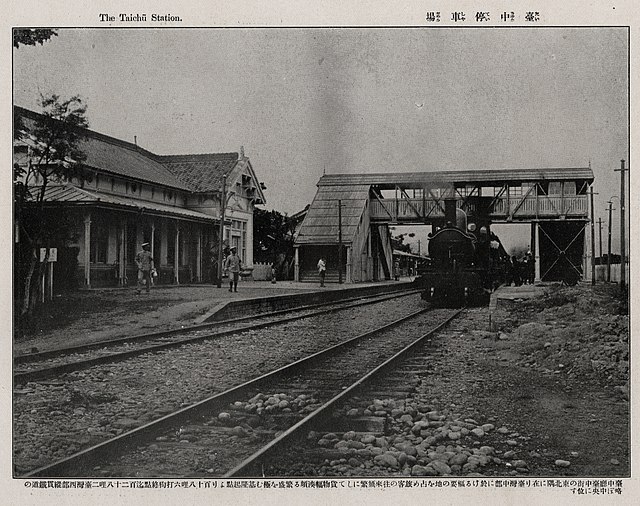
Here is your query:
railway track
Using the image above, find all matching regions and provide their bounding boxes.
[14,288,420,384]
[247,315,474,477]
[22,306,462,478]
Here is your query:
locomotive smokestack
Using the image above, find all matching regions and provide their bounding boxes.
[444,199,457,226]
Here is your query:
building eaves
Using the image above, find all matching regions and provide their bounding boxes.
[27,183,218,223]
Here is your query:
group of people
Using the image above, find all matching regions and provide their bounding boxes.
[134,243,244,294]
[505,251,535,286]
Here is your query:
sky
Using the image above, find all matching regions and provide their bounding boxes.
[13,28,628,254]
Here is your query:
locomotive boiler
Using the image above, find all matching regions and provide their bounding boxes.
[417,200,507,307]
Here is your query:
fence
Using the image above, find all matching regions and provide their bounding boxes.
[251,262,274,281]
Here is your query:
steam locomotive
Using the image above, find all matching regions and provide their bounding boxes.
[417,202,508,307]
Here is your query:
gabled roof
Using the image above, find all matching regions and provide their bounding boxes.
[295,184,370,245]
[14,106,265,203]
[15,106,190,190]
[79,135,191,190]
[159,153,239,192]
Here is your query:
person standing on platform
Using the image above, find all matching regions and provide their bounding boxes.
[525,250,535,284]
[224,246,242,292]
[135,242,154,294]
[317,257,326,287]
[511,256,522,287]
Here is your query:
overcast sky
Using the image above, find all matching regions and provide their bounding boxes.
[13,28,628,253]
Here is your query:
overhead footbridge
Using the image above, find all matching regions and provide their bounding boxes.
[294,167,594,283]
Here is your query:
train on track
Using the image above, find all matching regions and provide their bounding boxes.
[416,203,509,307]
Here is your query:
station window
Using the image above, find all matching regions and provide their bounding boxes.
[126,221,137,264]
[228,219,248,262]
[167,224,176,266]
[548,182,562,195]
[509,186,523,198]
[90,221,109,264]
[563,182,576,195]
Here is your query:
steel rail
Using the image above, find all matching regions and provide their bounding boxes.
[15,289,421,384]
[225,308,464,477]
[21,306,432,478]
[16,286,418,364]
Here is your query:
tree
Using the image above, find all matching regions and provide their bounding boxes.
[253,208,295,278]
[391,232,414,253]
[13,29,57,48]
[14,95,88,320]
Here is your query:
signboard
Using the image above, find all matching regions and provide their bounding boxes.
[39,248,58,262]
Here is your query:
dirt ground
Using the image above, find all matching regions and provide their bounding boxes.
[476,283,629,475]
[13,279,409,354]
[13,282,321,354]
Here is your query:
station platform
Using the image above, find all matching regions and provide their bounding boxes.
[14,278,416,355]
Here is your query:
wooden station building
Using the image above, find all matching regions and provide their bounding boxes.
[14,106,266,289]
[294,167,594,283]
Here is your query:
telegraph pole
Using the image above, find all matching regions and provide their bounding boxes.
[607,200,614,282]
[216,174,227,288]
[614,160,628,292]
[338,199,343,284]
[597,217,603,266]
[588,187,596,285]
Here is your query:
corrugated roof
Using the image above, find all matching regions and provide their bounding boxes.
[159,153,239,192]
[319,167,594,188]
[295,184,370,245]
[28,183,218,223]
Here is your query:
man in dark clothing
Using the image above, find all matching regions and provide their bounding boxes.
[135,242,154,294]
[511,256,522,286]
[224,246,242,292]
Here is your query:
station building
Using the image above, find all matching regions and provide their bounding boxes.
[14,106,266,288]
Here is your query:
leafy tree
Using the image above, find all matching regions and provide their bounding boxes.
[13,29,57,48]
[390,232,414,253]
[15,95,88,319]
[253,208,295,278]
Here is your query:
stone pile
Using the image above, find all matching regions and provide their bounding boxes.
[226,392,321,417]
[304,398,538,477]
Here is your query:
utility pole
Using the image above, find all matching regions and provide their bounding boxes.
[588,187,596,285]
[597,217,603,267]
[216,174,227,288]
[607,199,615,282]
[614,160,627,292]
[338,199,343,284]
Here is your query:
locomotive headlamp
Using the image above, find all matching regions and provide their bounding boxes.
[468,223,476,232]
